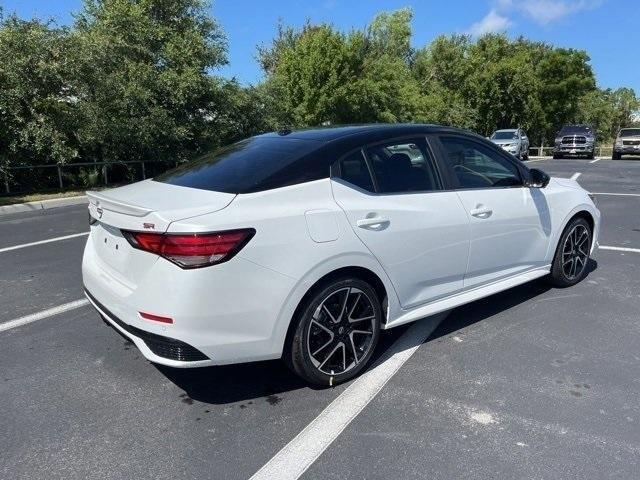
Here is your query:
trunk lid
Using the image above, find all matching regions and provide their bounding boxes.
[86,180,236,283]
[87,180,236,232]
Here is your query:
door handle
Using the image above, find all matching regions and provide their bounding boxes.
[470,205,493,218]
[356,216,390,228]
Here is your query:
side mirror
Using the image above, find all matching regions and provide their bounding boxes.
[527,168,550,188]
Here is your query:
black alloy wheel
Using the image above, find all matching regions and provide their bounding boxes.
[286,277,382,385]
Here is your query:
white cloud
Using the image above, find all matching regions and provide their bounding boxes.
[466,0,601,38]
[507,0,602,25]
[468,9,513,36]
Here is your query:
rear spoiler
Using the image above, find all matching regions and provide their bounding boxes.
[86,191,153,217]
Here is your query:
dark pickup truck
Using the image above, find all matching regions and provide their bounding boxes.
[553,124,596,159]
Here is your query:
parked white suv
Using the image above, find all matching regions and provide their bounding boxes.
[83,124,600,385]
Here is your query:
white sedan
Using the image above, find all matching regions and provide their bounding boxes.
[82,124,600,385]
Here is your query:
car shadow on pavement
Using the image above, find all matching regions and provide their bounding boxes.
[156,259,597,405]
[155,359,309,405]
[428,259,598,341]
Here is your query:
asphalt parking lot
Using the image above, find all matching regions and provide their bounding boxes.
[1,157,639,480]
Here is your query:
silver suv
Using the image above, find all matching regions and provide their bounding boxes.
[613,128,640,159]
[489,128,530,160]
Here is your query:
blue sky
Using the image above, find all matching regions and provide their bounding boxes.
[2,0,638,92]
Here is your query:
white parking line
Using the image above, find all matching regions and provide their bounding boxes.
[599,245,640,254]
[570,172,581,180]
[592,192,640,197]
[250,312,448,480]
[0,299,89,333]
[0,232,89,253]
[589,158,600,164]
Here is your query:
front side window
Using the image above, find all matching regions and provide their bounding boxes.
[364,138,440,193]
[440,137,522,189]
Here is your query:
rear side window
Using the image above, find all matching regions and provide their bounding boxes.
[365,138,441,193]
[337,150,375,192]
[440,137,522,189]
[155,136,326,193]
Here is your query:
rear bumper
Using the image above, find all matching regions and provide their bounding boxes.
[85,289,211,366]
[82,232,297,368]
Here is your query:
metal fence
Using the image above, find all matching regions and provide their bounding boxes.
[1,160,176,195]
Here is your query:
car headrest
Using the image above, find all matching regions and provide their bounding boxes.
[388,153,413,170]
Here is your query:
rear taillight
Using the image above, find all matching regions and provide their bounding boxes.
[122,229,255,269]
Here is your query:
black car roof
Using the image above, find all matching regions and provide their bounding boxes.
[156,123,498,194]
[260,123,476,144]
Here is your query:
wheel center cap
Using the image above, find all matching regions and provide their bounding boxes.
[338,326,345,334]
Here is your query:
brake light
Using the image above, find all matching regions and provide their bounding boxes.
[122,229,255,269]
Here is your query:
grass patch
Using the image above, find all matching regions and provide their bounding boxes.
[0,189,87,206]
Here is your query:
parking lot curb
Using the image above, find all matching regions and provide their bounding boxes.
[0,195,88,216]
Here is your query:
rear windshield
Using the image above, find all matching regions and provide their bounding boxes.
[620,128,640,137]
[154,136,327,193]
[559,125,592,135]
[492,131,518,140]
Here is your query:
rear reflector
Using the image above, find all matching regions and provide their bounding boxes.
[139,311,174,324]
[122,228,255,269]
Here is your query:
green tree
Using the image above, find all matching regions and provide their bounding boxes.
[258,9,423,127]
[410,32,596,144]
[0,15,78,172]
[575,89,618,141]
[367,8,413,62]
[71,0,229,164]
[576,87,640,141]
[466,34,545,138]
[610,87,640,133]
[411,35,477,127]
[536,47,595,141]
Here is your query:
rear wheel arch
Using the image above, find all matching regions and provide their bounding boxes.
[282,266,388,360]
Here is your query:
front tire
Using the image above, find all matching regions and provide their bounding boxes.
[286,277,382,386]
[548,217,592,288]
[612,152,621,160]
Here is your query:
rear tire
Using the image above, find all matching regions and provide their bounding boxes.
[548,217,592,288]
[285,277,382,386]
